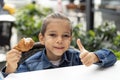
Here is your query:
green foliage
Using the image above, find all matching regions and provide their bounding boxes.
[71,23,83,47]
[111,50,120,60]
[94,22,118,50]
[113,34,120,50]
[15,3,53,41]
[71,21,120,52]
[95,22,117,42]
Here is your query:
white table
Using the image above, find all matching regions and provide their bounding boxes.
[5,61,120,80]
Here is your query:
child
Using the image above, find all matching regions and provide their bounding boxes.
[2,12,116,76]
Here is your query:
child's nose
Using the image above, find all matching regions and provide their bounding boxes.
[56,36,63,44]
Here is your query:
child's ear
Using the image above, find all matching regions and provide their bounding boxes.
[38,33,45,45]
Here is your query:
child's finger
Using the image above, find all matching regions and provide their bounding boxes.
[77,39,85,52]
[80,51,88,59]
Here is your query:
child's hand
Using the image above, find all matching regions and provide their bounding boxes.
[77,39,99,66]
[5,49,22,73]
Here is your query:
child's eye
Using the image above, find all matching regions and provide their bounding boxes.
[49,34,56,37]
[63,34,70,38]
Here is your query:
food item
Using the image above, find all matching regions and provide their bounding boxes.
[13,38,35,52]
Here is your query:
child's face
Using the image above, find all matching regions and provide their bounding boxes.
[39,19,72,60]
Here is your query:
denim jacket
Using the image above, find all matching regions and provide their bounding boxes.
[2,48,117,77]
[17,48,117,72]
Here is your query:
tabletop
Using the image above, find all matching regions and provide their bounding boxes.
[5,60,120,80]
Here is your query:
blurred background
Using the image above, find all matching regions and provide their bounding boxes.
[0,0,120,69]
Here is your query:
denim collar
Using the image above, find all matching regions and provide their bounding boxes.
[41,49,70,69]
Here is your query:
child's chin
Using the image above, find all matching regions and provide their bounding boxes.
[54,52,64,56]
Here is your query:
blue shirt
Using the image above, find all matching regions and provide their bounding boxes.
[16,48,117,73]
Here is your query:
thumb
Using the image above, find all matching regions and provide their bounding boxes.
[77,39,85,52]
[77,39,88,59]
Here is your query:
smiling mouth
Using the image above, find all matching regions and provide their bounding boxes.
[54,47,64,49]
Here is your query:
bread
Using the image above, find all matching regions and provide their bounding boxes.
[13,38,35,52]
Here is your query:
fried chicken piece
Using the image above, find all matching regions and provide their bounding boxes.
[13,38,35,52]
